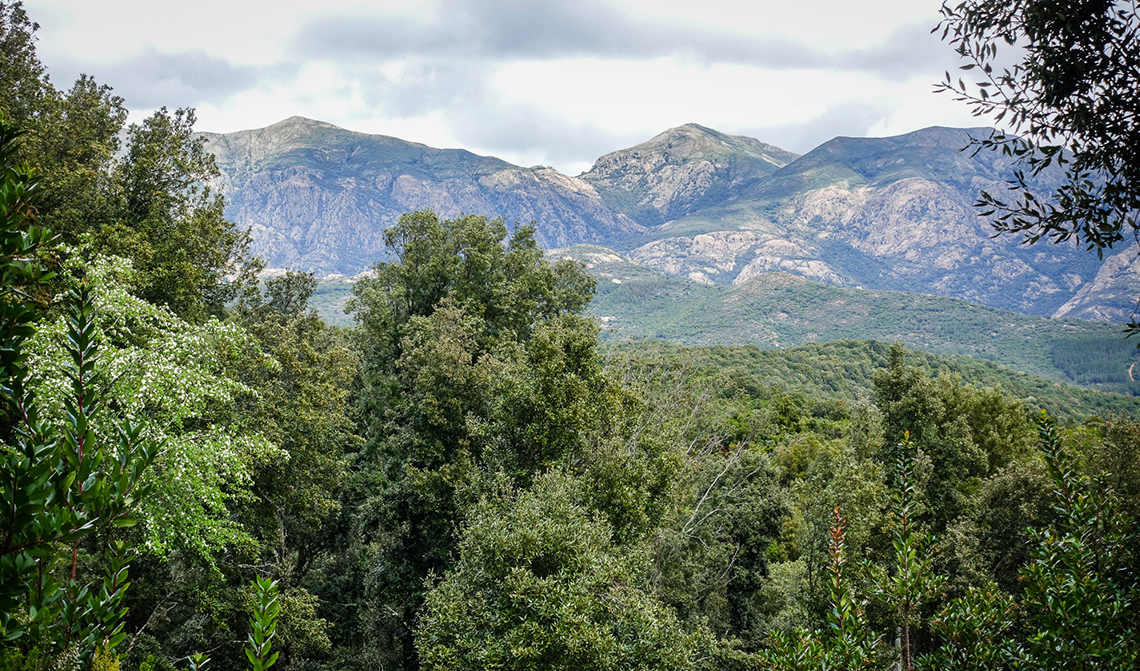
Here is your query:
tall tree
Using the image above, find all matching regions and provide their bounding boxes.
[101,107,257,322]
[0,3,257,323]
[343,211,613,671]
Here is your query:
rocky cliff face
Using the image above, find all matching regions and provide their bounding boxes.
[1052,248,1140,321]
[200,117,643,274]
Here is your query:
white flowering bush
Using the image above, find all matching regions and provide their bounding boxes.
[26,250,284,563]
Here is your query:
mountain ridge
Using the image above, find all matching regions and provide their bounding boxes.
[200,117,1136,322]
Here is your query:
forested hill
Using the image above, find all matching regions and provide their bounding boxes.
[607,339,1140,420]
[566,245,1140,394]
[204,119,1137,323]
[312,245,1140,397]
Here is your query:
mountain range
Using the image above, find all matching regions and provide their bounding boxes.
[200,117,1139,323]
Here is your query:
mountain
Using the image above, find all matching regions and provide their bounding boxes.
[202,118,1134,322]
[579,123,798,227]
[199,117,643,274]
[619,126,1107,317]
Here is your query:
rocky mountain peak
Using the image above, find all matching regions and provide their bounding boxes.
[579,124,799,227]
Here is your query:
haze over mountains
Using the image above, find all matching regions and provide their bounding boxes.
[200,117,1139,323]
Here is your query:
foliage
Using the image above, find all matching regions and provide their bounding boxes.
[100,107,258,322]
[757,509,878,671]
[919,585,1018,671]
[1018,412,1138,670]
[343,211,607,670]
[25,252,280,565]
[863,434,947,671]
[936,0,1140,334]
[416,472,699,671]
[0,4,256,323]
[245,578,279,671]
[0,115,155,668]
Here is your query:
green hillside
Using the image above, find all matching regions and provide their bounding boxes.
[564,246,1140,395]
[316,246,1140,396]
[607,339,1140,420]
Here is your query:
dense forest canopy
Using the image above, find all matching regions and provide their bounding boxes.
[1,2,1138,671]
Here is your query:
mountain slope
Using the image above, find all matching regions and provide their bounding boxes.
[203,118,1132,323]
[200,117,644,274]
[557,245,1139,395]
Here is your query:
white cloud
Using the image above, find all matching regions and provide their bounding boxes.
[27,0,985,173]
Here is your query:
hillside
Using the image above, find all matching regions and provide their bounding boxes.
[313,245,1140,396]
[607,339,1140,420]
[559,245,1140,395]
[620,127,1111,318]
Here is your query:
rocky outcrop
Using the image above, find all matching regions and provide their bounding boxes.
[1052,249,1140,321]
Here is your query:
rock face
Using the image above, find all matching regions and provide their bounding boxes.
[201,118,1135,321]
[1052,248,1140,320]
[199,117,643,274]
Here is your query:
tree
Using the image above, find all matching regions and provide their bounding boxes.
[0,113,157,669]
[1017,412,1138,670]
[936,0,1140,333]
[416,471,699,671]
[101,107,257,322]
[1,4,257,323]
[0,2,49,124]
[341,211,625,670]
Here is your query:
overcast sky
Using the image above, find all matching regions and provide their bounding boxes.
[27,0,984,175]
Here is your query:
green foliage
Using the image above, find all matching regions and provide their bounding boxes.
[186,652,209,671]
[863,434,947,671]
[757,509,878,671]
[1018,412,1138,670]
[416,472,698,671]
[99,107,257,322]
[344,211,606,669]
[245,578,279,671]
[937,0,1140,253]
[25,253,281,564]
[0,116,156,668]
[920,585,1017,671]
[0,6,255,323]
[873,343,1034,530]
[610,340,1140,420]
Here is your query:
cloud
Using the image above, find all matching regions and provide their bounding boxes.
[51,47,296,111]
[292,0,948,77]
[351,59,492,118]
[448,102,631,173]
[739,102,897,155]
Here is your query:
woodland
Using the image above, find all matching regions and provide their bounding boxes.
[1,1,1138,671]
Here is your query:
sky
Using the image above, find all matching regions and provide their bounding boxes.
[26,0,985,175]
